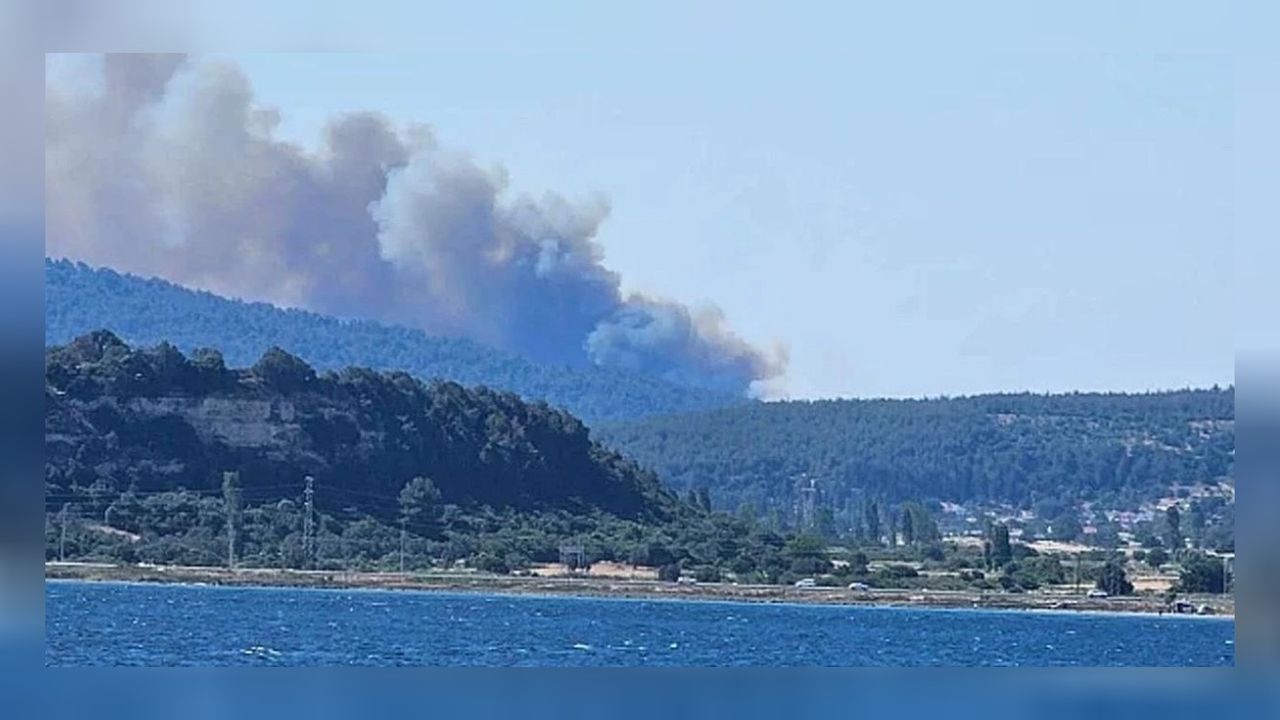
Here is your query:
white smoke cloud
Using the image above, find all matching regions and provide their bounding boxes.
[45,53,785,394]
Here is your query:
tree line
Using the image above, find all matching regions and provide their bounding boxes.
[598,388,1234,518]
[45,258,746,424]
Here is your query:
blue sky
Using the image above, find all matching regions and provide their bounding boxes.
[155,5,1235,400]
[228,49,1233,399]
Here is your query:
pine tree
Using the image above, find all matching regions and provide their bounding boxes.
[399,476,442,537]
[864,501,882,547]
[989,523,1013,568]
[1165,506,1183,551]
[1096,560,1134,596]
[901,506,916,546]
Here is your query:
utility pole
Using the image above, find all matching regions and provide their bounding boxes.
[400,517,407,573]
[59,504,69,562]
[223,471,241,570]
[799,477,816,532]
[302,476,315,570]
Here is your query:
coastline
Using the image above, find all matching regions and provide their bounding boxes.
[45,562,1235,619]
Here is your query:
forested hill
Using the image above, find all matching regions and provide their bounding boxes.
[46,331,679,522]
[597,390,1235,514]
[45,259,747,424]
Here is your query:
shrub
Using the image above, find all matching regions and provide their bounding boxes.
[876,564,919,579]
[1176,553,1225,594]
[693,565,722,583]
[472,552,510,575]
[1145,547,1169,569]
[1095,561,1133,596]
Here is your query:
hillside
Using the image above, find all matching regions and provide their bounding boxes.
[597,390,1235,518]
[46,330,676,520]
[45,332,820,579]
[45,259,748,424]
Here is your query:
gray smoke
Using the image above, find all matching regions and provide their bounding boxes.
[44,54,784,395]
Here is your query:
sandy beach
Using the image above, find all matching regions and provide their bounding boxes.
[45,561,1234,618]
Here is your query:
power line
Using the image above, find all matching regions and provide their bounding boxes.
[44,483,304,501]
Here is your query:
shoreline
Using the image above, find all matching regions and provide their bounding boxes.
[45,562,1235,619]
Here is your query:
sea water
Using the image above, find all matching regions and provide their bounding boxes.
[45,580,1234,666]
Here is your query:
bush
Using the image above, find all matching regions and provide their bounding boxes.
[657,563,682,582]
[876,564,919,579]
[728,554,756,575]
[998,574,1023,592]
[1095,561,1133,596]
[1016,556,1066,586]
[472,552,510,575]
[1177,553,1225,594]
[847,551,870,575]
[777,571,803,587]
[1011,574,1039,591]
[693,565,722,583]
[1011,544,1039,560]
[504,552,532,571]
[1145,547,1169,569]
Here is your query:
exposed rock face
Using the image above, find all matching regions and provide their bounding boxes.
[45,331,673,520]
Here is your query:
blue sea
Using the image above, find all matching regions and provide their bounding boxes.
[44,580,1234,666]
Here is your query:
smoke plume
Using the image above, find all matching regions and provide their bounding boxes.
[45,54,784,395]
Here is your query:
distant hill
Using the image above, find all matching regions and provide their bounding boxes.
[45,259,748,424]
[597,390,1235,517]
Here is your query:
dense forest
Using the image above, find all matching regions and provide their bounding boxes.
[43,333,1232,595]
[46,330,677,518]
[597,390,1235,520]
[45,259,746,424]
[44,332,782,578]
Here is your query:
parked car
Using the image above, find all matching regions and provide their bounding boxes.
[847,582,870,592]
[793,578,816,588]
[1086,589,1108,599]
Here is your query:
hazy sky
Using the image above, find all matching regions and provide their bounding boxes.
[123,7,1232,400]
